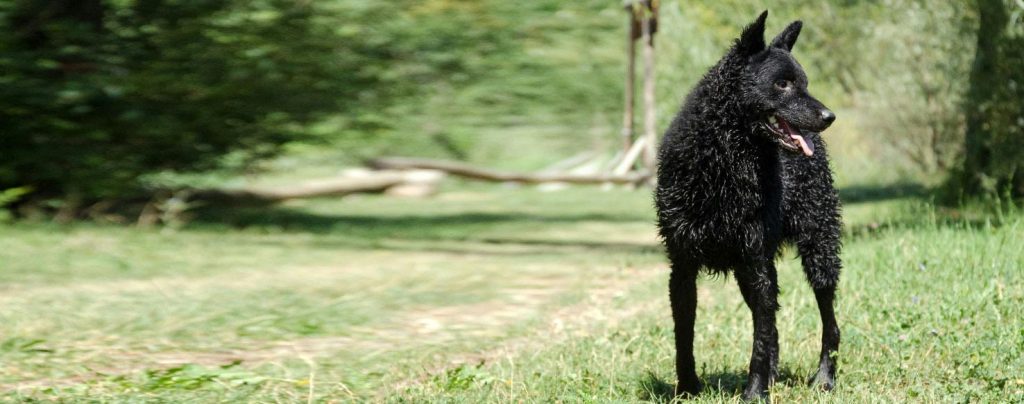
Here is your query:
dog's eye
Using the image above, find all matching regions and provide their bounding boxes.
[774,80,791,90]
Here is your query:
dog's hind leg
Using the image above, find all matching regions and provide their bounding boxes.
[735,261,779,401]
[669,258,702,397]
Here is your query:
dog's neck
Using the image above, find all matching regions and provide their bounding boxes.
[698,53,775,157]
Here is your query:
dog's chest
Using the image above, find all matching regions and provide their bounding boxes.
[687,153,786,257]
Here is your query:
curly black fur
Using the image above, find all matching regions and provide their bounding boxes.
[655,11,842,401]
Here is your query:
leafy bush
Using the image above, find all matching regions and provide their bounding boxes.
[947,0,1024,198]
[0,0,626,204]
[324,0,626,169]
[0,0,343,201]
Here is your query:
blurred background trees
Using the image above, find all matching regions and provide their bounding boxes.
[949,0,1024,199]
[1,0,344,202]
[0,0,1021,214]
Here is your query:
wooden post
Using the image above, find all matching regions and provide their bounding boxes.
[622,2,639,156]
[639,0,658,176]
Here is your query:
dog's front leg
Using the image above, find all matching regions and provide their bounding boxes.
[809,286,840,390]
[735,263,779,402]
[796,234,841,391]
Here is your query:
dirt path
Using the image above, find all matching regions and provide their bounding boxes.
[382,265,668,396]
[3,258,667,395]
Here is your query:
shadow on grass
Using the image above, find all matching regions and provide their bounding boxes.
[192,206,645,232]
[844,207,1006,240]
[637,368,806,402]
[835,181,1013,238]
[838,181,929,204]
[637,371,675,402]
[194,182,934,235]
[296,236,662,257]
[189,205,660,254]
[198,182,931,237]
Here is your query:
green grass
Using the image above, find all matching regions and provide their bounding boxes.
[0,188,661,402]
[399,196,1024,403]
[1,183,1022,402]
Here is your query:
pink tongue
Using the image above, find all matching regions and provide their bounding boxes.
[790,134,814,156]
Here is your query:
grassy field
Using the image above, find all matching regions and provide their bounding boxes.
[1,177,1022,402]
[0,107,1020,403]
[2,0,1019,401]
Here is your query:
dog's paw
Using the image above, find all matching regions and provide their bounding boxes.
[674,378,703,398]
[740,387,769,402]
[807,370,835,391]
[808,360,837,392]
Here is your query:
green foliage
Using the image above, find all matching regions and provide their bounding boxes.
[0,0,631,203]
[0,337,52,354]
[948,0,1024,198]
[2,0,1022,208]
[325,0,625,168]
[0,186,32,218]
[434,363,496,392]
[131,362,266,391]
[0,0,344,200]
[852,1,976,177]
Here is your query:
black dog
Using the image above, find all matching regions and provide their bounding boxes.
[655,11,841,401]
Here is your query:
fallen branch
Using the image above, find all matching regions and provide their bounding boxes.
[368,157,650,185]
[188,172,409,205]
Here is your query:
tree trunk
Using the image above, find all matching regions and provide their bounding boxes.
[951,0,1024,198]
[622,4,639,156]
[639,1,658,177]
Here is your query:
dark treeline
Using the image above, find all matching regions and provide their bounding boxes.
[0,0,502,207]
[1,0,342,202]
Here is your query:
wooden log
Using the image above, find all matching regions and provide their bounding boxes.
[368,157,649,185]
[384,169,446,198]
[613,136,647,175]
[188,172,408,205]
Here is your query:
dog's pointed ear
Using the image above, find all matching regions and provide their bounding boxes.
[737,10,768,55]
[770,20,802,52]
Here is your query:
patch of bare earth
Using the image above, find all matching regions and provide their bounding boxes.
[382,264,668,397]
[2,254,666,395]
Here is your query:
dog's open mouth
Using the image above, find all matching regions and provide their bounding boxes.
[763,115,814,156]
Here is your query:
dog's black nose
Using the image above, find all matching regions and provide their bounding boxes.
[820,110,836,125]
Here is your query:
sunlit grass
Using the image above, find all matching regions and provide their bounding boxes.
[0,188,661,401]
[1,185,1021,402]
[393,193,1024,403]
